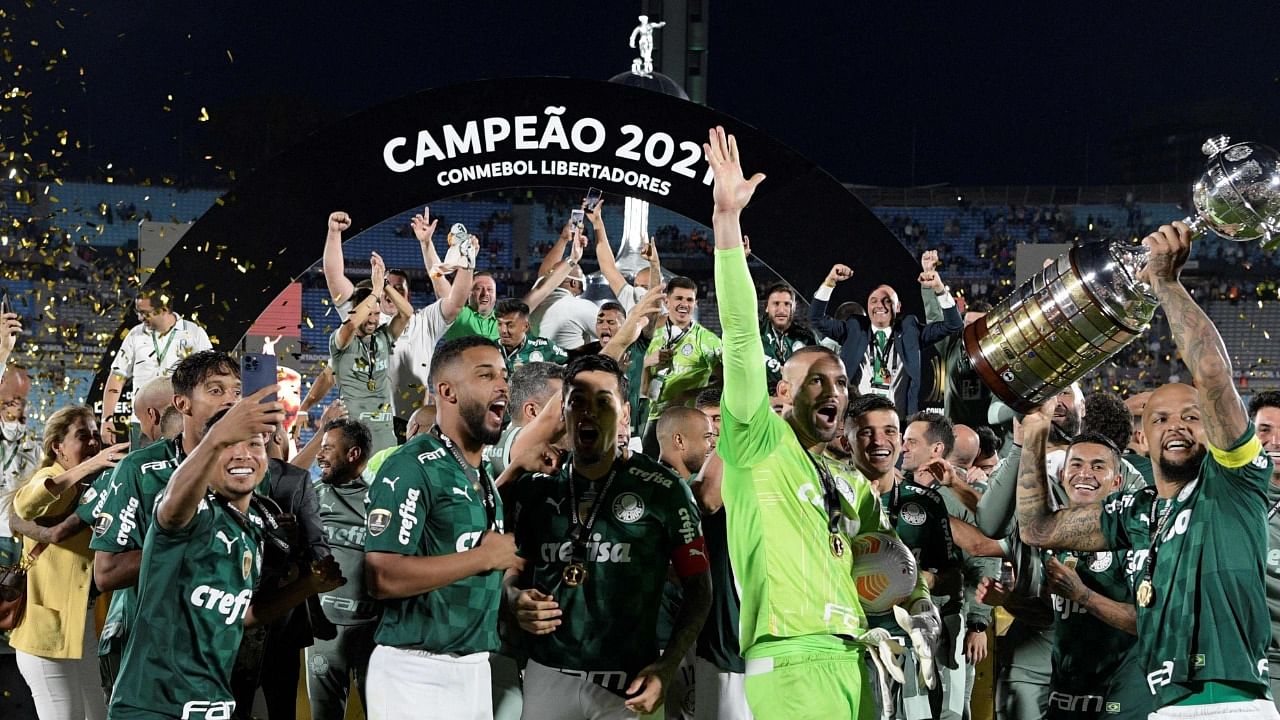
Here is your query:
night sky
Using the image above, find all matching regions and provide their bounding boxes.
[12,1,1280,188]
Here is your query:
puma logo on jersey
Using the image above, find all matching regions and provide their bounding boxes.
[687,548,706,558]
[452,486,471,501]
[189,585,253,626]
[545,496,566,513]
[215,531,239,554]
[382,476,399,492]
[116,497,140,546]
[397,488,421,545]
[181,700,235,720]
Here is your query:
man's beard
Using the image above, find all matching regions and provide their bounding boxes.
[1052,413,1080,441]
[1158,445,1207,484]
[460,398,502,446]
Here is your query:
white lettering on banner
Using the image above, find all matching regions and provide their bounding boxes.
[539,537,633,563]
[181,700,235,720]
[397,488,421,545]
[116,497,140,545]
[381,107,715,192]
[189,585,254,626]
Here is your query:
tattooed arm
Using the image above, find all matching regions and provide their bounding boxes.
[1143,221,1247,449]
[1016,410,1110,551]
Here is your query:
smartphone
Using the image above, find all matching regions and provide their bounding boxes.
[241,353,278,405]
[584,187,603,212]
[570,209,585,230]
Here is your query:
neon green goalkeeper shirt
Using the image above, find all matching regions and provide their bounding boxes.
[713,244,928,658]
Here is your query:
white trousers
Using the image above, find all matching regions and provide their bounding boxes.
[1151,700,1280,720]
[692,657,752,720]
[365,644,491,720]
[15,609,106,720]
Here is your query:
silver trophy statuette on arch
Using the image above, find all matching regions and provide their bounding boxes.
[962,135,1280,413]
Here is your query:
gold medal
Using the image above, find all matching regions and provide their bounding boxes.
[1063,556,1078,570]
[562,562,588,587]
[1136,579,1154,608]
[367,379,377,391]
[829,533,845,558]
[881,370,892,385]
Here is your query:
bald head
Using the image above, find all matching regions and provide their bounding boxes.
[134,376,176,442]
[657,406,714,477]
[0,367,31,424]
[948,424,980,469]
[406,405,436,440]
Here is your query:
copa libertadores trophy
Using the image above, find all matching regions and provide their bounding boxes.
[962,135,1280,413]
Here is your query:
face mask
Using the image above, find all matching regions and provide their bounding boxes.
[1,420,23,442]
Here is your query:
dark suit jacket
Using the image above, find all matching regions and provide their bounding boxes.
[810,294,962,415]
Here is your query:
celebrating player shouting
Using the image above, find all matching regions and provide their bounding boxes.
[1017,222,1277,719]
[706,126,938,719]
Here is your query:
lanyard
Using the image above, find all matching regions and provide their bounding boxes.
[768,328,790,363]
[359,334,379,387]
[1268,492,1280,520]
[149,321,179,368]
[211,492,291,555]
[0,439,22,473]
[1138,485,1188,590]
[661,321,691,352]
[804,451,847,545]
[503,338,526,366]
[566,463,619,562]
[871,331,892,377]
[432,426,498,530]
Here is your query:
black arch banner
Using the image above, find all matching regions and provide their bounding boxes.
[90,76,919,397]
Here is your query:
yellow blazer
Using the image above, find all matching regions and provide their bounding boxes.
[9,463,95,659]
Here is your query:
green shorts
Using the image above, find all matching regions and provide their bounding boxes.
[744,643,875,719]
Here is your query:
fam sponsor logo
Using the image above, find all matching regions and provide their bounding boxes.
[180,700,235,720]
[141,459,178,475]
[1048,691,1102,714]
[417,447,447,464]
[189,584,254,626]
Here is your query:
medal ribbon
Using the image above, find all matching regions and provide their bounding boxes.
[872,330,891,383]
[1137,487,1187,602]
[1268,492,1280,521]
[805,452,846,541]
[359,335,379,390]
[566,463,619,565]
[661,320,691,352]
[149,322,180,368]
[431,426,498,530]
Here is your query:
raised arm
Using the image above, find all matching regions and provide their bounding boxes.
[412,207,453,300]
[1143,221,1247,448]
[602,288,665,361]
[372,252,413,339]
[538,220,575,277]
[1015,408,1109,551]
[707,126,768,421]
[809,264,853,341]
[334,262,384,351]
[0,312,20,369]
[156,387,283,531]
[917,264,962,345]
[588,199,628,296]
[523,228,583,312]
[323,212,356,305]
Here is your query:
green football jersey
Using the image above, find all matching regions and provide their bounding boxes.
[74,467,113,525]
[509,452,705,686]
[501,335,568,374]
[364,432,505,654]
[714,243,928,658]
[1265,482,1280,680]
[314,478,377,625]
[645,322,721,420]
[108,496,263,720]
[89,436,186,656]
[868,479,955,631]
[329,326,396,450]
[619,339,649,435]
[695,507,745,673]
[1044,549,1149,720]
[1099,428,1273,707]
[483,423,523,479]
[761,323,817,387]
[443,305,499,342]
[1124,452,1155,487]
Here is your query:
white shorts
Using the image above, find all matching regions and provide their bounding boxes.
[521,659,661,720]
[693,657,752,720]
[365,644,491,720]
[1150,700,1280,720]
